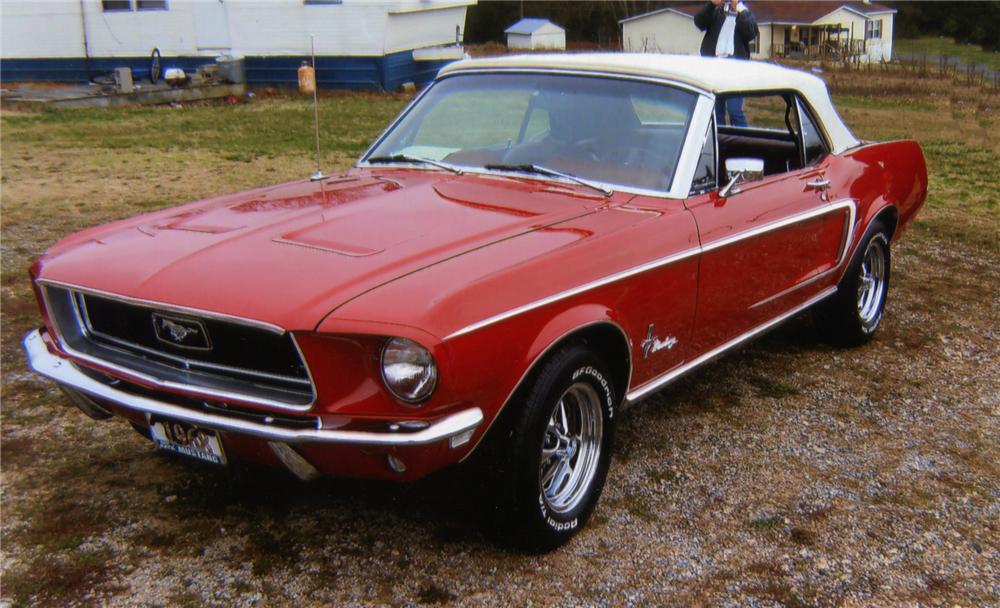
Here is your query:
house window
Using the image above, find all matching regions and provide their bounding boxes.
[102,0,131,10]
[865,19,883,40]
[137,0,168,9]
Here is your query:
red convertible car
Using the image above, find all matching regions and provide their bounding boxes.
[24,54,926,548]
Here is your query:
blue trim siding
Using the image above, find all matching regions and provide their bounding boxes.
[0,56,206,84]
[382,50,446,90]
[1,51,453,90]
[244,55,382,90]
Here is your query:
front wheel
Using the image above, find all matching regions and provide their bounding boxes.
[504,346,617,551]
[820,220,891,346]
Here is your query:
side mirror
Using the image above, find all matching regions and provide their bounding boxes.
[719,157,765,198]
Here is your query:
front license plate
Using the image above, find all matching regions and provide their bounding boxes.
[150,418,227,466]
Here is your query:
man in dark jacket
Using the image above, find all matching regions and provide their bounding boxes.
[694,0,758,126]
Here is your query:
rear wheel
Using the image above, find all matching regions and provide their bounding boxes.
[504,345,616,551]
[820,221,891,346]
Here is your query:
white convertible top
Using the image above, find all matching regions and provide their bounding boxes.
[439,53,860,154]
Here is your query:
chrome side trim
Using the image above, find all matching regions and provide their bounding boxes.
[24,329,484,447]
[748,266,839,311]
[37,279,286,334]
[445,199,855,341]
[625,286,836,402]
[747,199,856,310]
[671,94,716,199]
[832,204,895,286]
[444,247,701,340]
[40,286,317,411]
[701,199,856,254]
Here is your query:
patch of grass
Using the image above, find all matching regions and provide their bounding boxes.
[4,549,113,608]
[789,527,817,546]
[626,496,658,523]
[647,468,679,484]
[166,590,204,608]
[132,527,176,550]
[750,516,784,531]
[20,493,111,552]
[895,37,1000,71]
[245,526,301,577]
[0,435,37,468]
[748,374,801,399]
[2,94,409,159]
[870,491,921,509]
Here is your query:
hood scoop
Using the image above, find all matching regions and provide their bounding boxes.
[154,177,400,236]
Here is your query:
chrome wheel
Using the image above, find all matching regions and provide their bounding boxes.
[856,236,887,325]
[539,382,603,514]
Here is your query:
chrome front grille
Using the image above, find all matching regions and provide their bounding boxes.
[42,284,315,409]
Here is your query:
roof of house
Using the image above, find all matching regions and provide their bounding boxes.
[439,53,859,153]
[620,2,896,25]
[504,18,564,35]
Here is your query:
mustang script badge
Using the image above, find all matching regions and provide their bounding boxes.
[152,313,211,350]
[641,324,678,359]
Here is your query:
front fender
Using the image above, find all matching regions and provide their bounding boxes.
[443,303,630,459]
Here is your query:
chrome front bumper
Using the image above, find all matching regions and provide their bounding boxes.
[23,329,483,447]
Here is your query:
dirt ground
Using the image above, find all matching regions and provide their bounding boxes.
[1,68,998,607]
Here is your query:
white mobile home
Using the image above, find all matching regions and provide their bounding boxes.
[1,0,475,89]
[621,1,896,63]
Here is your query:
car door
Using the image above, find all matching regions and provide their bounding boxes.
[686,92,853,354]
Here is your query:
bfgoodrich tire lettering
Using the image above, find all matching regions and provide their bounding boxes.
[504,345,616,551]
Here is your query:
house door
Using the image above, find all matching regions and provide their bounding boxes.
[194,0,231,51]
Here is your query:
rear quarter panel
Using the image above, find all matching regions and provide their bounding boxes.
[835,140,928,243]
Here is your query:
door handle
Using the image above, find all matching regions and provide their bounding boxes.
[806,178,831,191]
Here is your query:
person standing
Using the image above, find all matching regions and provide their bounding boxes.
[694,0,758,127]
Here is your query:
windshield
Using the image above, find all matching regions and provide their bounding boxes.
[364,73,699,192]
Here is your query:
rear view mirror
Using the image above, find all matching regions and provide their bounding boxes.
[719,157,765,198]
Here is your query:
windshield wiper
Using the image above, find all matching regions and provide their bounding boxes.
[367,154,462,174]
[483,163,612,197]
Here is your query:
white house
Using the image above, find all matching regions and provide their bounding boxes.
[505,18,566,51]
[621,1,896,63]
[1,0,476,89]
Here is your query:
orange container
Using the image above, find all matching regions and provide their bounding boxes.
[298,62,316,94]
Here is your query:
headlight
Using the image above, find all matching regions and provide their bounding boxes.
[380,337,437,404]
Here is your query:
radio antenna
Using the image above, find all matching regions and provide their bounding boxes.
[309,35,325,181]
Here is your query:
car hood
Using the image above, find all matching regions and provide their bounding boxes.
[37,169,612,330]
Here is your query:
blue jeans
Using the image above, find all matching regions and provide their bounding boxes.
[715,97,748,127]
